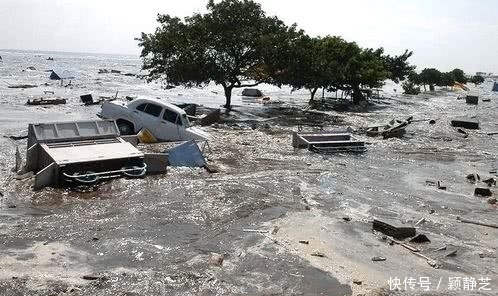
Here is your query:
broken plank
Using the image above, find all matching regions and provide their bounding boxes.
[456,217,498,229]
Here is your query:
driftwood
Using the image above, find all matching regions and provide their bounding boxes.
[388,238,438,268]
[457,217,498,229]
[242,229,269,233]
[8,84,38,89]
[27,98,66,105]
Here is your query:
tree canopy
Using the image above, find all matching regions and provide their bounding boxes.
[403,68,481,94]
[137,0,300,108]
[277,36,413,103]
[138,0,418,107]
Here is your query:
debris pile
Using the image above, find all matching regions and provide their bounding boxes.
[366,116,413,139]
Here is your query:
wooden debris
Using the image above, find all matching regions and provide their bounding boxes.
[310,252,326,258]
[6,135,28,140]
[466,173,480,183]
[371,256,386,262]
[475,187,492,197]
[457,216,498,229]
[451,117,479,130]
[415,217,426,226]
[8,84,38,89]
[26,98,66,105]
[209,253,224,266]
[373,219,416,240]
[411,251,439,268]
[82,274,106,281]
[410,234,431,243]
[487,197,497,204]
[465,95,478,105]
[242,229,269,233]
[483,178,496,187]
[353,279,363,285]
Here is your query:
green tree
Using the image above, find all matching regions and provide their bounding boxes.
[419,68,442,91]
[402,80,420,95]
[137,0,297,108]
[343,47,389,103]
[383,50,415,83]
[451,68,467,84]
[279,35,358,102]
[438,72,455,88]
[470,75,485,85]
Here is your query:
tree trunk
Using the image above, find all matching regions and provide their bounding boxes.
[351,84,364,104]
[429,84,435,92]
[423,84,427,92]
[223,85,233,109]
[308,88,318,104]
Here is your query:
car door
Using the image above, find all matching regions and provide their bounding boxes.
[156,107,182,141]
[135,103,163,136]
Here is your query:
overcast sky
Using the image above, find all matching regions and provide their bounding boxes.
[1,0,497,73]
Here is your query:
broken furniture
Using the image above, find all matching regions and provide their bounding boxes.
[292,130,366,153]
[24,120,165,189]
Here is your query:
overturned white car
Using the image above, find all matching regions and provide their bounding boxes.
[98,98,209,142]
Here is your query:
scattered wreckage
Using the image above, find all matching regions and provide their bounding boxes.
[27,98,66,106]
[366,116,413,139]
[24,120,156,189]
[292,128,366,153]
[21,117,213,190]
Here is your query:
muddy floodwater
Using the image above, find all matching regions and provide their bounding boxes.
[0,50,497,295]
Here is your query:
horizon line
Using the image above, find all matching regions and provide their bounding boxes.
[0,48,140,57]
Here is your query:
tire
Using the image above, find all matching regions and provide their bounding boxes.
[117,120,134,135]
[73,171,98,184]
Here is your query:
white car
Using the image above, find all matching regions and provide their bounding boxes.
[99,98,209,142]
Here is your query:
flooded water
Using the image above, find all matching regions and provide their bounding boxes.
[0,50,497,295]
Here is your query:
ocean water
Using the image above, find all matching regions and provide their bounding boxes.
[1,49,498,295]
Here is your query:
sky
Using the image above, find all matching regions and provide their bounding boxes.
[1,0,497,73]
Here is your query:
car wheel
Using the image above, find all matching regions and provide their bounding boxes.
[117,121,134,135]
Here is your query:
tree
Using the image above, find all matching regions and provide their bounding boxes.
[342,47,389,103]
[419,68,442,91]
[438,72,455,88]
[451,68,467,84]
[383,50,415,83]
[402,80,420,95]
[470,75,485,85]
[137,0,297,108]
[279,35,358,102]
